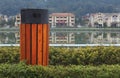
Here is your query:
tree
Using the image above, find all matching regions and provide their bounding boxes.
[0,20,7,27]
[103,22,107,28]
[6,18,15,27]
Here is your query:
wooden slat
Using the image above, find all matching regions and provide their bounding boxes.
[31,24,37,65]
[46,24,49,65]
[20,24,26,60]
[43,24,49,66]
[38,24,43,65]
[25,24,31,64]
[20,23,49,65]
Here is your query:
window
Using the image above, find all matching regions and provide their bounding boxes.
[72,23,74,25]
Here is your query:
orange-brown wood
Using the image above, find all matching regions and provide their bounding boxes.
[43,24,48,66]
[38,24,43,65]
[46,24,49,65]
[20,23,49,65]
[20,24,26,60]
[25,24,31,64]
[31,24,37,65]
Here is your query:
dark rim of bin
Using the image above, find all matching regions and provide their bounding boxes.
[21,9,48,24]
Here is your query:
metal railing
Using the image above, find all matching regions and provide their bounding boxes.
[0,44,120,47]
[1,27,120,31]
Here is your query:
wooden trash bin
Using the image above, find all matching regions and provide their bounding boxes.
[20,9,49,66]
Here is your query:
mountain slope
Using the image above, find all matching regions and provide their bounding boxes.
[0,0,46,15]
[0,0,120,16]
[46,0,120,17]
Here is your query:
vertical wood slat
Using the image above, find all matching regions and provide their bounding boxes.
[31,24,37,65]
[25,24,31,64]
[38,24,43,65]
[20,23,49,65]
[20,24,26,60]
[46,24,49,65]
[43,24,49,66]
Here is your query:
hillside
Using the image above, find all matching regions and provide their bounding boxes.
[0,0,120,17]
[0,0,46,15]
[46,0,120,17]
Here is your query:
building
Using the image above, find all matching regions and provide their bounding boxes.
[89,13,120,27]
[15,32,75,44]
[15,14,21,27]
[15,32,20,43]
[49,32,75,44]
[15,13,75,28]
[49,13,75,28]
[0,14,8,22]
[90,32,120,44]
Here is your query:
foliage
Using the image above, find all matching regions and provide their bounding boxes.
[49,46,120,65]
[0,47,19,63]
[7,18,16,27]
[0,46,120,65]
[0,63,120,78]
[0,20,7,27]
[0,46,120,77]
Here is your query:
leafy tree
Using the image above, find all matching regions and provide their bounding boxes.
[7,18,15,27]
[0,20,7,27]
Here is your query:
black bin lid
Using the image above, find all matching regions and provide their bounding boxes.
[21,9,48,24]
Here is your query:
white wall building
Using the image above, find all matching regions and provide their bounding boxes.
[15,14,21,27]
[15,13,75,28]
[89,13,120,27]
[49,32,75,44]
[49,13,75,28]
[0,14,8,22]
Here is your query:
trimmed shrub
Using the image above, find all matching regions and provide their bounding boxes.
[0,63,120,78]
[0,47,19,63]
[49,46,120,65]
[0,46,120,65]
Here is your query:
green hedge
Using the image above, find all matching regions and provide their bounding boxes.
[0,63,120,78]
[49,46,120,65]
[0,46,120,65]
[0,47,19,63]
